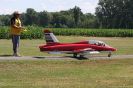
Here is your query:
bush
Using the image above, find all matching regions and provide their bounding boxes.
[0,26,133,39]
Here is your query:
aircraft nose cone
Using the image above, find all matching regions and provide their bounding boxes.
[108,46,117,51]
[112,48,117,51]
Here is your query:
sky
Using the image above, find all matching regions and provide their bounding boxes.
[0,0,99,15]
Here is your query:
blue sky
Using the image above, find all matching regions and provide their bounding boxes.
[0,0,99,15]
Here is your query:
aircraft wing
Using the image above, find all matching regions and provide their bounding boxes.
[73,48,100,54]
[73,48,95,53]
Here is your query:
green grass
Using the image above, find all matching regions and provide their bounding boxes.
[0,37,133,88]
[0,59,133,88]
[0,36,133,56]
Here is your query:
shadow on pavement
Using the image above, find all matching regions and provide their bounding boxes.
[64,56,88,60]
[0,55,13,57]
[33,56,46,59]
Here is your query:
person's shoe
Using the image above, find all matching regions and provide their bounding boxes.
[13,53,21,57]
[16,53,21,57]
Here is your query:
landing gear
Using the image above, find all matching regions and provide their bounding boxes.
[73,53,86,59]
[73,53,78,58]
[80,55,84,58]
[108,52,112,57]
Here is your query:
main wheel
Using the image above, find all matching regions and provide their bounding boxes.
[80,55,84,58]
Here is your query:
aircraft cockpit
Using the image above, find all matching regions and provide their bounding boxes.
[88,40,108,47]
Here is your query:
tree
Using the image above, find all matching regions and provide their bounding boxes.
[25,8,38,25]
[51,12,70,28]
[72,6,83,27]
[96,0,133,29]
[38,11,52,27]
[0,6,98,28]
[0,15,10,26]
[20,13,26,26]
[80,13,99,28]
[60,10,75,28]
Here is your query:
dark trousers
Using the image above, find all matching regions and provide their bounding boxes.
[11,35,20,53]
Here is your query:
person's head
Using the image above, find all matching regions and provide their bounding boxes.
[13,11,20,18]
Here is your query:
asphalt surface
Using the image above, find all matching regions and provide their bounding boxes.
[0,55,133,60]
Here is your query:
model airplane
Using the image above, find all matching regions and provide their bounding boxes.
[39,29,117,58]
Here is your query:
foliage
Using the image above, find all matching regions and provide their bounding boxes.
[0,7,97,28]
[96,0,133,29]
[72,6,82,27]
[0,26,10,39]
[0,26,133,39]
[0,15,10,26]
[51,28,133,37]
[1,2,133,29]
[25,8,38,25]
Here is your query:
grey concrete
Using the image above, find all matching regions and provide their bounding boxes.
[0,55,133,60]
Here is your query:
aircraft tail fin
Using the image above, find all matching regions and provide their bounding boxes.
[43,29,59,43]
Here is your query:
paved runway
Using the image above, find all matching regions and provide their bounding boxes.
[0,55,133,60]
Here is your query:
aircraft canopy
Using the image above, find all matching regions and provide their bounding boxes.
[88,40,108,46]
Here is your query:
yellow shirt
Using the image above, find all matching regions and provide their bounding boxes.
[10,18,22,35]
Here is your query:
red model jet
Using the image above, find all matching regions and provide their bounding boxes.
[39,30,117,58]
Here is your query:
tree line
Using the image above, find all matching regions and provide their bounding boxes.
[96,0,133,29]
[0,0,133,29]
[0,6,98,28]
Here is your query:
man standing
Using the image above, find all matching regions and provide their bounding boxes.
[10,11,24,56]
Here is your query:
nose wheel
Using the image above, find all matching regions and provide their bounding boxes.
[73,53,78,58]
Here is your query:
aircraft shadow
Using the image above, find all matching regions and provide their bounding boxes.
[33,56,46,59]
[33,56,88,60]
[33,56,68,60]
[64,56,88,60]
[0,55,13,57]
